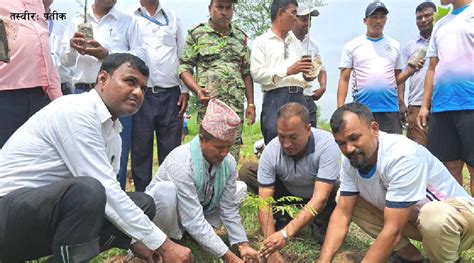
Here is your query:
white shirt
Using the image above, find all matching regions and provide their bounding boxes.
[251,29,307,92]
[339,35,402,112]
[301,36,325,96]
[0,90,167,250]
[133,5,188,93]
[340,132,473,222]
[401,35,430,106]
[49,20,73,84]
[61,6,147,84]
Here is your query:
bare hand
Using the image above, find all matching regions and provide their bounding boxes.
[399,102,408,125]
[266,251,285,263]
[416,106,430,130]
[260,231,287,257]
[197,88,214,105]
[312,88,325,101]
[414,58,425,71]
[287,59,313,76]
[130,241,154,263]
[223,250,244,263]
[239,243,261,263]
[177,93,189,117]
[83,39,109,59]
[156,239,193,263]
[245,105,256,125]
[70,32,86,55]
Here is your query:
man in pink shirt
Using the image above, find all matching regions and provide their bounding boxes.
[0,0,62,148]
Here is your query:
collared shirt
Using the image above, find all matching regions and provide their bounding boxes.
[0,90,166,250]
[0,0,61,100]
[179,21,250,115]
[49,20,73,84]
[61,6,147,84]
[340,132,473,222]
[339,35,403,113]
[301,36,326,97]
[251,29,307,92]
[149,142,248,257]
[258,128,341,199]
[426,4,474,112]
[133,5,188,93]
[401,35,430,106]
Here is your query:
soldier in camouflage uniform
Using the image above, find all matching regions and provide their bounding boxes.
[178,0,256,163]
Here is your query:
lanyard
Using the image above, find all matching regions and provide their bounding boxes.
[140,8,169,27]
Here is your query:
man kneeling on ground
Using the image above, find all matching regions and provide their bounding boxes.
[239,103,341,262]
[145,99,261,262]
[0,53,192,262]
[318,102,473,263]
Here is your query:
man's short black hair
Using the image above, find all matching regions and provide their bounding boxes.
[330,103,375,134]
[99,53,149,78]
[416,1,437,13]
[277,102,310,126]
[270,0,298,22]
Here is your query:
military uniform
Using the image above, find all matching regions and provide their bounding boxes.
[179,21,250,161]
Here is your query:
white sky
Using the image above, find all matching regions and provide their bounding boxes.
[52,0,432,120]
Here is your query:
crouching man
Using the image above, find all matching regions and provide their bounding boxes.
[145,99,260,262]
[318,102,473,263]
[0,53,192,262]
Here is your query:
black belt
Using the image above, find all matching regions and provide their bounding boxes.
[268,86,304,94]
[75,83,95,91]
[147,86,179,94]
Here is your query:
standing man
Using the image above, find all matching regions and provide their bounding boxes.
[399,1,436,146]
[292,3,327,128]
[62,0,147,189]
[0,0,62,148]
[132,0,189,192]
[251,0,315,144]
[179,0,256,163]
[146,99,260,262]
[319,102,473,263]
[417,0,474,194]
[337,2,416,134]
[239,103,340,262]
[0,53,192,263]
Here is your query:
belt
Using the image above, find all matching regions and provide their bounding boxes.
[268,86,304,94]
[75,83,95,91]
[147,86,179,94]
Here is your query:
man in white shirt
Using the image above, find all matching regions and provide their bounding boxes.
[0,54,192,262]
[318,102,473,263]
[399,1,436,147]
[250,0,314,144]
[131,0,189,192]
[62,0,148,189]
[337,2,417,134]
[292,4,326,128]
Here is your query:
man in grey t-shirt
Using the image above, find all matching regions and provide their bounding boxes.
[239,103,340,262]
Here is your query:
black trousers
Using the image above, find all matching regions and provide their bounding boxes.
[131,87,183,192]
[305,96,318,128]
[261,87,307,144]
[0,87,50,148]
[0,177,155,262]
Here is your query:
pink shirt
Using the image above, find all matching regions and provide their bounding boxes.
[0,0,61,100]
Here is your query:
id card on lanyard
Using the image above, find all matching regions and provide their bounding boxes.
[140,8,169,29]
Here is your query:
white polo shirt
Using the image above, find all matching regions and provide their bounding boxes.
[339,35,403,112]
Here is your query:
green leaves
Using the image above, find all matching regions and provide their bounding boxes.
[241,192,304,219]
[433,5,451,24]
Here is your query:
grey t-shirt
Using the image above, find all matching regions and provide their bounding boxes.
[257,128,341,199]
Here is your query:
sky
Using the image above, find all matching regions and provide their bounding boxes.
[51,0,433,120]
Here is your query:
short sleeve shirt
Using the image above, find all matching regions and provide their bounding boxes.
[258,128,341,199]
[426,5,474,112]
[340,132,473,220]
[339,35,402,113]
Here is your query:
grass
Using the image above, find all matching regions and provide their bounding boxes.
[34,116,474,262]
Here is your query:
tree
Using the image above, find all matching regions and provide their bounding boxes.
[234,0,326,39]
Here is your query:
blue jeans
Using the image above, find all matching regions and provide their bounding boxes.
[118,116,132,190]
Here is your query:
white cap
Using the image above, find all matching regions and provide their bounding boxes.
[297,3,319,17]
